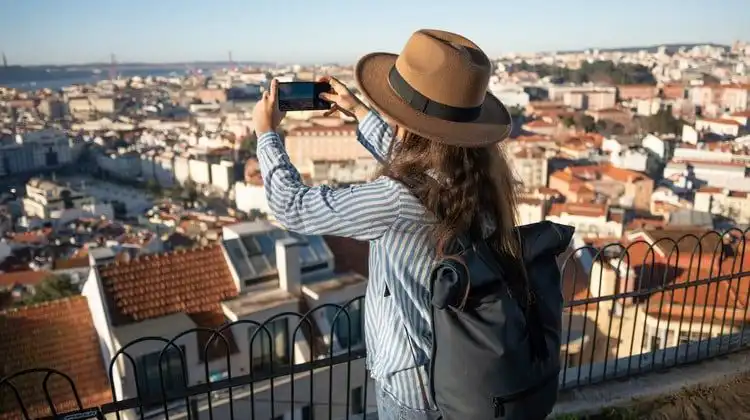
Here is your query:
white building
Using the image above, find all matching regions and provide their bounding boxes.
[22,178,95,219]
[81,221,374,420]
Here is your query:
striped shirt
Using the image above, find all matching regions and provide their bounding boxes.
[257,111,438,410]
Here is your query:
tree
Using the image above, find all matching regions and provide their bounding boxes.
[240,131,258,153]
[22,274,78,305]
[578,115,596,133]
[145,179,162,195]
[642,107,683,135]
[183,180,199,204]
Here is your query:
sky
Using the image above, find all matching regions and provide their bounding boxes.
[1,0,748,66]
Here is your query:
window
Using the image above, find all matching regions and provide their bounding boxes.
[566,352,579,368]
[135,345,186,406]
[325,300,364,350]
[248,318,290,375]
[351,386,364,414]
[649,334,662,352]
[301,405,312,420]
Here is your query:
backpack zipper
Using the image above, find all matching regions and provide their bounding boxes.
[491,370,559,418]
[493,398,505,418]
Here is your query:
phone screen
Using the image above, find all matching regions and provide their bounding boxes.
[277,82,331,112]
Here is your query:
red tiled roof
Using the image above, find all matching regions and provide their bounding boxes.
[97,245,237,326]
[97,245,240,361]
[0,297,112,419]
[0,270,51,288]
[699,118,742,126]
[52,256,90,271]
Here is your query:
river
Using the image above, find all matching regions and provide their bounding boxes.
[3,67,201,91]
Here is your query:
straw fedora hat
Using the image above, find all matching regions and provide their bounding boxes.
[355,29,512,147]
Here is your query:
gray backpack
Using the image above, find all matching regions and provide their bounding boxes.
[424,221,574,419]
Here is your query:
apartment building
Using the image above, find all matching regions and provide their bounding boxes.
[284,125,372,175]
[694,187,750,224]
[616,85,658,101]
[308,157,379,185]
[23,178,95,219]
[509,147,549,188]
[664,160,750,192]
[549,164,654,211]
[545,203,624,238]
[0,129,76,175]
[80,221,373,420]
[693,117,744,138]
[615,229,749,354]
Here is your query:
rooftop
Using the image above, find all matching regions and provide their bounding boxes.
[0,296,112,419]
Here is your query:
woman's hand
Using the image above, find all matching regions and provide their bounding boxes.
[318,76,370,121]
[253,79,286,133]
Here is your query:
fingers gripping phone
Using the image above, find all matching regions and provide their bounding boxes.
[277,81,332,112]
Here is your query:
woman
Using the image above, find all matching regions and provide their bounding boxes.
[253,29,518,419]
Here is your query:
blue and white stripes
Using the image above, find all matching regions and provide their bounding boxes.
[257,111,438,410]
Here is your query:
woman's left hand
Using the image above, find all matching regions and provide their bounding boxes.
[253,79,286,133]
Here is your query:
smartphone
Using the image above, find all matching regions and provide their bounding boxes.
[277,81,332,112]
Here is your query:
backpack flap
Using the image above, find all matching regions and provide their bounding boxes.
[517,221,575,263]
[427,221,575,420]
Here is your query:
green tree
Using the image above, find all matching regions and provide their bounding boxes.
[643,107,683,135]
[145,179,162,195]
[22,274,79,305]
[240,131,258,153]
[579,115,597,133]
[183,180,199,203]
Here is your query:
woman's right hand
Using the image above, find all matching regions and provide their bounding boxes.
[318,76,370,121]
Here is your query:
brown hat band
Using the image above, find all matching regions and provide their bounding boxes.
[387,66,482,123]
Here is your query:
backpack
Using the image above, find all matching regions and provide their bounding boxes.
[421,221,575,420]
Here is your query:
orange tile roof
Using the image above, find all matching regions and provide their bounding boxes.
[97,245,237,326]
[97,245,240,361]
[52,256,90,271]
[0,270,51,288]
[699,118,742,126]
[0,297,112,419]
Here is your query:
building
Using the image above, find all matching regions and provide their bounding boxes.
[23,178,95,219]
[308,157,379,185]
[0,297,112,419]
[549,164,654,211]
[510,147,549,188]
[284,125,371,174]
[80,221,372,420]
[694,187,750,224]
[0,129,76,175]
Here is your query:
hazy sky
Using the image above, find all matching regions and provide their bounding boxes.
[1,0,748,65]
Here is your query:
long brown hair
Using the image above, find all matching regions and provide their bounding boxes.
[379,128,521,258]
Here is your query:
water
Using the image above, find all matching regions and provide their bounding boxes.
[3,67,199,91]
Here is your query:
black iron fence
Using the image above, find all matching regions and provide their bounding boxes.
[3,229,750,419]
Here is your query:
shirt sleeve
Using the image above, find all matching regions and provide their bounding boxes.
[256,131,401,241]
[357,110,395,164]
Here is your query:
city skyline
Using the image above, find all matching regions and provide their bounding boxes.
[1,0,748,66]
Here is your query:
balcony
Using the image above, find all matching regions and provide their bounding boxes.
[3,228,750,419]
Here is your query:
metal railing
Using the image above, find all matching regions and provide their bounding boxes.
[3,229,750,420]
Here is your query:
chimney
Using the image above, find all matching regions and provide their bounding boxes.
[276,237,302,295]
